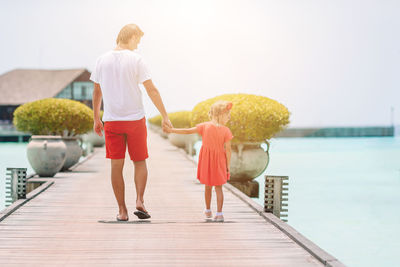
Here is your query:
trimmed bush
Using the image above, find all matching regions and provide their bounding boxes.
[148,115,162,127]
[168,111,192,128]
[148,111,192,128]
[13,98,93,136]
[191,93,290,143]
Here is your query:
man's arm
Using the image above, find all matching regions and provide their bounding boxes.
[92,82,104,136]
[143,79,172,130]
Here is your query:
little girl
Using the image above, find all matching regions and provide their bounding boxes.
[165,100,233,222]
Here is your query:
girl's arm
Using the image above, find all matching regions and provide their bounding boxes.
[225,140,231,172]
[167,127,198,135]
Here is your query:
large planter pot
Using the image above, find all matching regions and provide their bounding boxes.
[82,131,105,147]
[168,133,199,155]
[27,135,67,177]
[230,142,269,182]
[61,137,83,171]
[168,133,198,148]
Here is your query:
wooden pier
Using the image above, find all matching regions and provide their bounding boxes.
[276,126,394,137]
[0,130,344,266]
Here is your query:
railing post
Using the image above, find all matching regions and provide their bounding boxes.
[5,168,27,207]
[264,175,289,222]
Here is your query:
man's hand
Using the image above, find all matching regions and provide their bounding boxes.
[163,126,172,133]
[162,117,173,133]
[94,119,104,137]
[163,124,173,133]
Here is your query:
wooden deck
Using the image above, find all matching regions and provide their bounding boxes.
[0,130,326,266]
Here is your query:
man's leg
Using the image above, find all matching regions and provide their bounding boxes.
[133,160,148,212]
[126,118,149,213]
[111,159,128,220]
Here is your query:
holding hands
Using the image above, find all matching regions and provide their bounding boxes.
[162,117,173,133]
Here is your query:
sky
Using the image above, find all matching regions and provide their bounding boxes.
[0,0,399,127]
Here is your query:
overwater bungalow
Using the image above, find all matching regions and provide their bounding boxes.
[0,69,93,141]
[0,68,93,124]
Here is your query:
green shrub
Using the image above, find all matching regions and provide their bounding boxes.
[148,115,162,126]
[13,98,93,136]
[168,111,192,128]
[191,93,290,143]
[148,111,192,128]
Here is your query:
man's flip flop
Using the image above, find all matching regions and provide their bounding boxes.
[116,215,129,221]
[134,210,151,219]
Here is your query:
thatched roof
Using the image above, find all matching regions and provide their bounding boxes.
[0,69,91,105]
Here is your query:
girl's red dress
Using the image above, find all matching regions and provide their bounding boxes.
[196,122,233,186]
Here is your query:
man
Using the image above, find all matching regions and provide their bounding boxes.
[91,24,172,221]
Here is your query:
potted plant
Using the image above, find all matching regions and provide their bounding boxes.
[167,111,199,155]
[13,99,67,177]
[13,98,93,174]
[191,93,290,191]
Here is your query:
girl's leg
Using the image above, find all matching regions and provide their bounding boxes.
[205,185,212,210]
[215,185,224,213]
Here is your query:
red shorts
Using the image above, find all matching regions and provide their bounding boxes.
[104,118,148,161]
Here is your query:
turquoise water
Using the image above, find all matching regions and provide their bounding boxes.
[194,137,400,267]
[1,138,400,267]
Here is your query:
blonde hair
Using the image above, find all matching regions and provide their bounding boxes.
[116,24,144,44]
[209,100,232,123]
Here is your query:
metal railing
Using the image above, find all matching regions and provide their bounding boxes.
[5,168,27,207]
[264,175,289,222]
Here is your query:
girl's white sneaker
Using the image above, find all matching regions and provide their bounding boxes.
[213,215,224,222]
[204,210,212,221]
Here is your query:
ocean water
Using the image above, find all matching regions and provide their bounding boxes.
[1,138,400,267]
[194,137,400,267]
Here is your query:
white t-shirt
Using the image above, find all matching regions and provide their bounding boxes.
[90,50,151,121]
